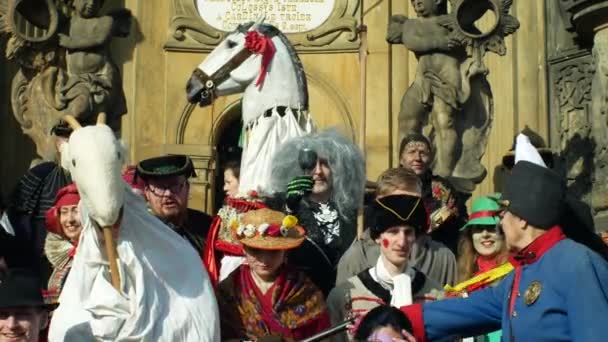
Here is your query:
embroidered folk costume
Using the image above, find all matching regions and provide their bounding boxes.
[327,194,442,342]
[400,135,608,342]
[217,208,330,340]
[43,183,81,305]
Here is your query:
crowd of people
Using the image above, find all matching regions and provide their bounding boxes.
[1,124,608,342]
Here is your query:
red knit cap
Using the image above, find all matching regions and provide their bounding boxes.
[45,184,80,235]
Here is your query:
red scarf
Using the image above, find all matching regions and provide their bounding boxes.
[218,265,330,340]
[475,255,499,276]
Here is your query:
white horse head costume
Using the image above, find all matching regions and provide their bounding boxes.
[186,17,315,195]
[49,114,220,342]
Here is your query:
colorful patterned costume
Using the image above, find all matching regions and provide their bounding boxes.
[218,265,330,340]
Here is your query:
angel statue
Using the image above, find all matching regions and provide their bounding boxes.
[387,0,519,192]
[56,0,129,123]
[0,0,131,160]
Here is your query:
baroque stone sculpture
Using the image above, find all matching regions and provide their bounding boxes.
[387,0,519,192]
[0,0,131,160]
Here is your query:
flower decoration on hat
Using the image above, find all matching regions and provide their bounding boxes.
[231,208,305,250]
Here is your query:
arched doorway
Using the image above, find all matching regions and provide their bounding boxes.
[213,102,243,213]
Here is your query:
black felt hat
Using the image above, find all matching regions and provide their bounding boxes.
[501,161,566,229]
[136,155,196,181]
[369,194,428,239]
[0,268,55,309]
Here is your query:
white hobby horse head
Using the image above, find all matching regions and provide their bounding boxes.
[60,114,126,228]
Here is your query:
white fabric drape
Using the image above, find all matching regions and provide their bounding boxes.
[238,108,313,195]
[48,187,220,341]
[370,255,415,308]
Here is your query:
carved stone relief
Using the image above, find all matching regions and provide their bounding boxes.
[165,0,360,52]
[550,0,608,229]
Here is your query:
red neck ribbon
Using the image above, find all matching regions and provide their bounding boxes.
[245,31,276,88]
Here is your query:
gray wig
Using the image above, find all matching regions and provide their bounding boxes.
[269,129,366,219]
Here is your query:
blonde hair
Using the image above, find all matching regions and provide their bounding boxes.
[376,167,422,197]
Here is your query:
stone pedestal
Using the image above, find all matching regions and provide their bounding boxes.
[549,1,608,231]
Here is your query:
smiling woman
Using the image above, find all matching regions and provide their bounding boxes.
[43,183,82,306]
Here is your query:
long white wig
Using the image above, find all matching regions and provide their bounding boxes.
[269,129,366,219]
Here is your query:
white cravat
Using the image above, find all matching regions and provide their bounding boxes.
[369,255,414,307]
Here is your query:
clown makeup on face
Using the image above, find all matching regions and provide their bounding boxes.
[59,205,82,243]
[376,225,417,274]
[243,246,286,282]
[470,225,503,258]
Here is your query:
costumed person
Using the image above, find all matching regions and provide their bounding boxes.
[0,268,56,342]
[353,305,415,342]
[7,123,73,281]
[327,194,443,342]
[269,129,366,296]
[48,116,220,341]
[399,134,608,342]
[189,19,315,287]
[43,184,82,306]
[217,208,330,340]
[443,194,512,342]
[398,134,467,254]
[337,167,457,287]
[136,155,212,256]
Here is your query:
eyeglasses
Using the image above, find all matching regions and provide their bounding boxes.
[145,179,188,197]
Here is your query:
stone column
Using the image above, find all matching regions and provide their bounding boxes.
[553,1,608,230]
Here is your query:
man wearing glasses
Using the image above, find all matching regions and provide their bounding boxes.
[136,155,212,258]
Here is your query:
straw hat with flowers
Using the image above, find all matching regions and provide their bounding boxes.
[230,208,306,250]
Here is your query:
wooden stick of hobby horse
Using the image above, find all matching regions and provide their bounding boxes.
[357,25,368,240]
[103,226,121,290]
[95,113,121,291]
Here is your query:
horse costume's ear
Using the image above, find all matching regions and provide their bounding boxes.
[249,13,266,31]
[63,115,82,131]
[97,112,107,126]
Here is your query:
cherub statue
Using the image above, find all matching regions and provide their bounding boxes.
[387,0,519,191]
[57,0,130,124]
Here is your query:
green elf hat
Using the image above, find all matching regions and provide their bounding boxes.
[460,194,502,231]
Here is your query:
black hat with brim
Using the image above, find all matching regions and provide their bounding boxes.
[0,268,57,310]
[136,155,196,180]
[369,194,428,239]
[501,161,565,229]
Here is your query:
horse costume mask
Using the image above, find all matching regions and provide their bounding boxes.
[49,114,220,342]
[185,18,314,195]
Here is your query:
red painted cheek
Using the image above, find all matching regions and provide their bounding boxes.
[382,239,390,248]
